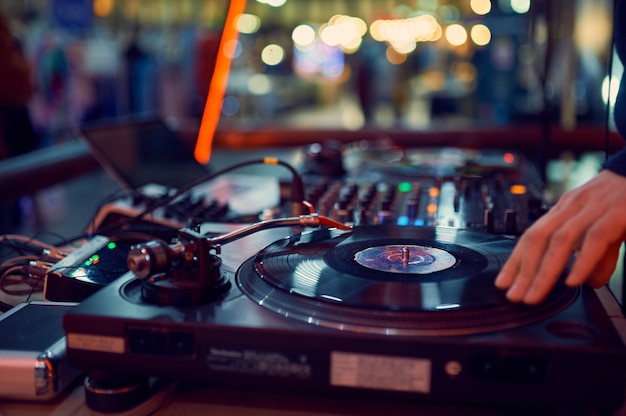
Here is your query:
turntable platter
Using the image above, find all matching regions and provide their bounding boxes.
[236,226,578,336]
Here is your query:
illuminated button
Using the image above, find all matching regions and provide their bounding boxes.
[397,216,410,226]
[510,184,527,195]
[428,187,440,198]
[398,182,412,193]
[503,152,515,164]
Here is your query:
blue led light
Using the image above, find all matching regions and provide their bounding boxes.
[397,216,409,226]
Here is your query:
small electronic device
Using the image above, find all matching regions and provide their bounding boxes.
[0,301,81,401]
[44,235,134,302]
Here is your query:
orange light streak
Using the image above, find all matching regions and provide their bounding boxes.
[194,0,247,165]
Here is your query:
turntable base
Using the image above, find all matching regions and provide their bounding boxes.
[62,225,626,413]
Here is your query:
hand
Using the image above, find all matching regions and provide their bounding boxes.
[494,169,626,305]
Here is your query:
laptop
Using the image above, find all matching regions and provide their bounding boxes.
[78,115,211,194]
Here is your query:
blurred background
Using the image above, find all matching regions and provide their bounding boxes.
[0,0,623,301]
[0,0,618,148]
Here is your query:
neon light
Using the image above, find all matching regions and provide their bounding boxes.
[194,0,248,165]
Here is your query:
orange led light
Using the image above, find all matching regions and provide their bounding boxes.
[510,184,527,195]
[428,187,440,198]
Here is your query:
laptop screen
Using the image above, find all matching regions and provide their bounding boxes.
[79,116,210,191]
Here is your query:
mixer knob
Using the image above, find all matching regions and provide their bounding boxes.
[504,209,518,234]
[484,208,495,233]
[527,198,544,221]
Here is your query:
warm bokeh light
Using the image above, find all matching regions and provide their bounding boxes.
[93,0,114,17]
[261,44,285,66]
[256,0,287,7]
[370,14,441,46]
[575,1,612,53]
[236,13,261,34]
[292,24,316,48]
[319,15,367,50]
[445,24,467,46]
[470,0,491,15]
[470,24,491,46]
[386,46,408,64]
[248,73,272,94]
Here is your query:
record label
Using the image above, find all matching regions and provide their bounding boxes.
[354,245,456,274]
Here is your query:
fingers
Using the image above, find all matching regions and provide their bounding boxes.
[567,236,622,289]
[495,170,626,305]
[495,203,583,304]
[497,209,623,304]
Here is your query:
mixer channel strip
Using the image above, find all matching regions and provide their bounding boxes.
[301,177,543,235]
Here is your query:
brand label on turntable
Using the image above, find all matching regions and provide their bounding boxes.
[206,347,312,379]
[330,351,431,393]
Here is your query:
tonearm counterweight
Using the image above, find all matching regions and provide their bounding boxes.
[126,214,351,306]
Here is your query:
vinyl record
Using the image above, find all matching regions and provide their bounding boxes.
[236,225,578,336]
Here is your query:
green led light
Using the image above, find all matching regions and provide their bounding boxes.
[107,242,117,249]
[398,182,412,193]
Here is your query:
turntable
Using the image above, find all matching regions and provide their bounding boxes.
[62,217,626,413]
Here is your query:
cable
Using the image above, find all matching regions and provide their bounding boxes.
[0,234,70,260]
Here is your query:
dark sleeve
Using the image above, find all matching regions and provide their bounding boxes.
[605,1,626,176]
[603,149,626,176]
